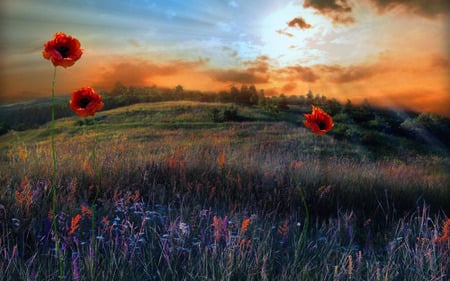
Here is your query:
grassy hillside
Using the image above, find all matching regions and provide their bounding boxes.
[1,101,449,280]
[1,101,449,214]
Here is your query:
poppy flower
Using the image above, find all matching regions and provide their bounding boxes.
[70,87,104,117]
[303,106,334,135]
[43,32,83,68]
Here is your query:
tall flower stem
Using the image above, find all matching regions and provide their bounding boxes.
[50,66,64,280]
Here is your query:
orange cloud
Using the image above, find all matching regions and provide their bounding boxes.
[209,69,269,84]
[1,51,448,118]
[282,82,298,92]
[276,65,319,83]
[93,58,207,89]
[209,56,270,84]
[318,64,383,83]
[430,54,450,69]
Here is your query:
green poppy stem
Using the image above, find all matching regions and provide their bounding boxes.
[50,66,64,280]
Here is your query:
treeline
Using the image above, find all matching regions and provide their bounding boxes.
[100,83,450,156]
[330,100,450,157]
[0,83,323,131]
[1,83,449,158]
[0,98,73,134]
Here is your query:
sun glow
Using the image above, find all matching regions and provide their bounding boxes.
[259,2,332,66]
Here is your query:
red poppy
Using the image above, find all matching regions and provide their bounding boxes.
[303,106,334,135]
[70,87,104,117]
[43,32,83,68]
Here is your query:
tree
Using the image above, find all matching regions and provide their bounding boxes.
[257,89,266,107]
[111,81,128,96]
[174,85,184,99]
[306,90,314,104]
[343,99,353,113]
[248,85,259,105]
[277,94,289,110]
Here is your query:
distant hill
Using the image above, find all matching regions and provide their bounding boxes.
[1,87,449,160]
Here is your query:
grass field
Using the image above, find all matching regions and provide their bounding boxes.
[1,101,449,280]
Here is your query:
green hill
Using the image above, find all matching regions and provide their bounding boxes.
[1,100,449,217]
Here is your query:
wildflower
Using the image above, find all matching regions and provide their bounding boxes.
[72,252,80,281]
[217,151,226,167]
[68,214,82,236]
[348,254,353,278]
[81,204,92,217]
[277,220,289,237]
[179,222,190,236]
[101,217,110,225]
[11,218,21,230]
[435,218,450,244]
[290,160,305,170]
[241,218,251,234]
[239,238,252,248]
[18,147,28,161]
[15,176,32,213]
[43,32,82,68]
[316,185,331,200]
[303,105,334,135]
[363,218,372,228]
[213,215,228,243]
[69,87,104,117]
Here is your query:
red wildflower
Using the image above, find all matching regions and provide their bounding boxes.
[303,106,334,135]
[43,32,83,68]
[278,220,289,237]
[435,218,450,244]
[80,204,92,217]
[68,214,82,236]
[69,87,104,117]
[241,218,251,234]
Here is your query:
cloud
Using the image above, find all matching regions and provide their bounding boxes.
[245,55,270,73]
[301,0,447,26]
[303,0,355,24]
[282,82,298,92]
[368,0,450,17]
[276,29,294,37]
[430,54,450,69]
[209,56,270,84]
[222,46,238,58]
[287,17,312,29]
[209,69,269,84]
[94,58,206,88]
[318,64,381,83]
[276,65,319,83]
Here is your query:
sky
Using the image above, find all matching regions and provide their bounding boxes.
[1,0,449,116]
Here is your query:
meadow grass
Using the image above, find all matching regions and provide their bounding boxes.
[1,101,449,280]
